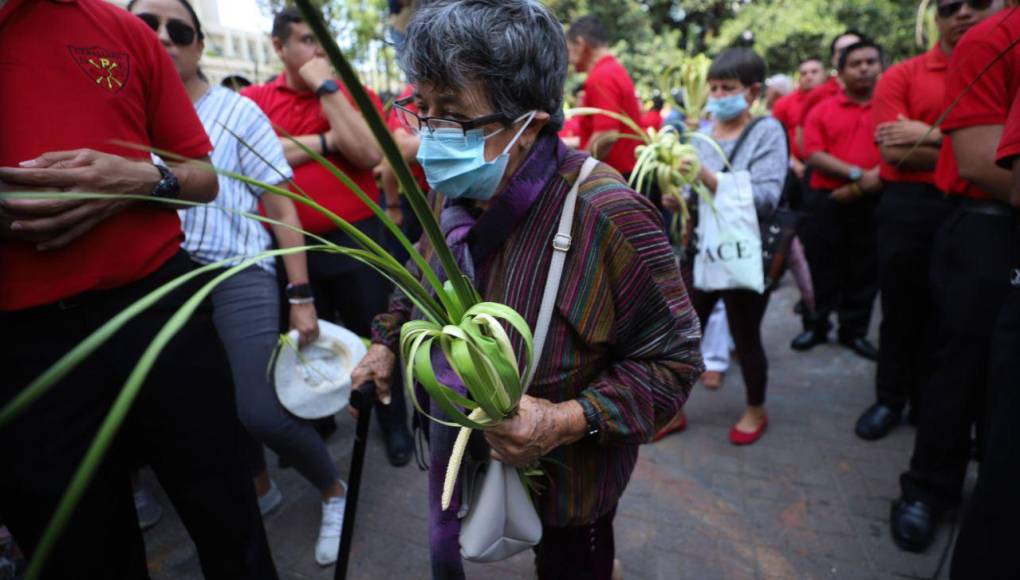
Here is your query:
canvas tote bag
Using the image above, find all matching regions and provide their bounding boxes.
[693,168,765,294]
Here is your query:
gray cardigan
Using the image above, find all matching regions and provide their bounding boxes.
[691,116,789,217]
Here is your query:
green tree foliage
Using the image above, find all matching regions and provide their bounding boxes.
[710,0,924,74]
[548,0,924,93]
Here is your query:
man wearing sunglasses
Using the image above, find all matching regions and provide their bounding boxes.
[0,0,277,578]
[855,0,992,443]
[243,8,414,467]
[891,0,1016,556]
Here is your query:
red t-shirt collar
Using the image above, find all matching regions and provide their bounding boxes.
[925,44,949,71]
[837,92,872,109]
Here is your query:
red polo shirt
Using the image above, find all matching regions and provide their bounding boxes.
[798,77,841,127]
[871,44,948,185]
[578,55,642,175]
[772,89,810,159]
[996,90,1020,168]
[0,0,212,311]
[936,8,1020,200]
[802,93,881,191]
[242,74,383,234]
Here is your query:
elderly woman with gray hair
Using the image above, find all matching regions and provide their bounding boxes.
[350,0,703,577]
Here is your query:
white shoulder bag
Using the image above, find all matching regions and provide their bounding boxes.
[459,156,600,563]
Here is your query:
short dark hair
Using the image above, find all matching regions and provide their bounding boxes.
[651,94,664,111]
[272,7,304,41]
[400,0,569,136]
[707,48,767,87]
[567,15,609,47]
[830,29,865,58]
[127,0,204,41]
[837,39,883,71]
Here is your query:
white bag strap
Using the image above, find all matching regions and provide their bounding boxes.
[523,156,599,391]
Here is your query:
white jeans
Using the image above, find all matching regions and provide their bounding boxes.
[702,301,734,372]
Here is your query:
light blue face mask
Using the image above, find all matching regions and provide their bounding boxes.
[416,111,537,201]
[707,93,749,121]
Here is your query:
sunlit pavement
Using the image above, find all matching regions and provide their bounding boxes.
[145,277,965,579]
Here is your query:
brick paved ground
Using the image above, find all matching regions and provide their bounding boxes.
[145,281,969,579]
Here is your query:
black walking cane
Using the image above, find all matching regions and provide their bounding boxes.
[334,382,377,580]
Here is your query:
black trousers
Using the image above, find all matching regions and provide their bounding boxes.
[0,251,276,580]
[900,206,1013,511]
[874,182,952,411]
[692,289,771,406]
[950,230,1020,580]
[306,218,407,431]
[534,506,617,580]
[797,187,879,339]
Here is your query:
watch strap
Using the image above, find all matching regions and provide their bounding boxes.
[150,164,181,200]
[315,79,339,97]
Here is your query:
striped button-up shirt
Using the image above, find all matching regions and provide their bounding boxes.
[373,137,703,527]
[180,86,293,272]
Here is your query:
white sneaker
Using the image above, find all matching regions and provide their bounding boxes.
[314,480,348,566]
[258,479,283,517]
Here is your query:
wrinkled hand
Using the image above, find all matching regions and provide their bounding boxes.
[485,395,582,468]
[875,115,937,147]
[0,150,158,249]
[289,303,320,346]
[349,344,396,417]
[299,57,334,93]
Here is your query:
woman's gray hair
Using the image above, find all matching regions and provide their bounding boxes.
[399,0,568,135]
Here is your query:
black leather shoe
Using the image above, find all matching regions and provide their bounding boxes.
[791,329,827,351]
[384,425,413,467]
[855,403,901,441]
[839,337,878,361]
[890,498,936,553]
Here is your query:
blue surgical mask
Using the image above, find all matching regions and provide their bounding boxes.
[707,93,749,121]
[416,111,536,201]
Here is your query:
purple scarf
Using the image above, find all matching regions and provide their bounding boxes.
[423,135,564,579]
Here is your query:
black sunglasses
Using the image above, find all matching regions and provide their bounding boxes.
[937,0,994,18]
[137,13,197,46]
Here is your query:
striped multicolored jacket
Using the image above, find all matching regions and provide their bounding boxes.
[372,137,703,527]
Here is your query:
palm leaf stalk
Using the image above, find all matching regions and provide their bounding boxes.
[565,107,721,240]
[679,53,712,123]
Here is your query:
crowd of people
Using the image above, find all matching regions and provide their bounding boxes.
[0,0,1017,578]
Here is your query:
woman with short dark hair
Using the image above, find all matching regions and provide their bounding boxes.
[128,0,350,566]
[351,1,703,577]
[664,48,789,446]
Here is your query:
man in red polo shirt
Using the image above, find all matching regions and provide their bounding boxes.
[0,0,275,577]
[794,40,884,360]
[243,8,413,465]
[772,58,826,178]
[794,30,864,153]
[952,81,1020,579]
[853,2,985,442]
[891,0,1017,556]
[566,15,642,177]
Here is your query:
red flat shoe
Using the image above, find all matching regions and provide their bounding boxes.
[729,415,768,446]
[653,412,687,442]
